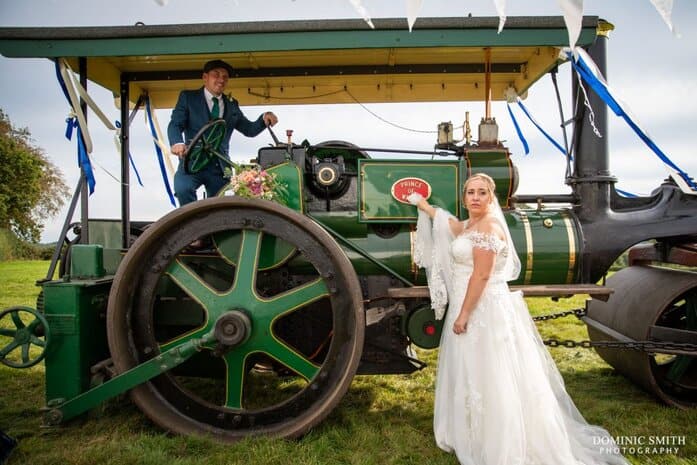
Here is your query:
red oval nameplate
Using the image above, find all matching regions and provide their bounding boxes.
[391,177,432,205]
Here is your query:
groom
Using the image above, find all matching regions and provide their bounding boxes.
[168,59,278,206]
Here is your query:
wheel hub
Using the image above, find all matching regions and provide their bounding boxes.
[214,310,251,348]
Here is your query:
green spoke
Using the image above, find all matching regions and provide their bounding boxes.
[233,230,261,294]
[0,340,19,358]
[0,328,16,337]
[27,318,42,333]
[30,336,46,347]
[223,351,247,409]
[21,343,30,363]
[160,327,208,352]
[266,339,319,381]
[166,260,219,311]
[667,355,694,383]
[10,311,24,329]
[262,278,329,318]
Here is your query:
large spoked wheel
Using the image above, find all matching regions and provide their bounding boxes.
[107,197,364,441]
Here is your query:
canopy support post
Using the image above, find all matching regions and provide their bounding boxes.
[78,57,89,244]
[120,75,131,249]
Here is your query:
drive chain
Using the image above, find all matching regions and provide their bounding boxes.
[533,308,697,355]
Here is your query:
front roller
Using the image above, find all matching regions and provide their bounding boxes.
[585,266,697,407]
[106,197,364,441]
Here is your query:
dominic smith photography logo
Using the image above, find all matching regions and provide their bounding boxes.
[595,435,686,455]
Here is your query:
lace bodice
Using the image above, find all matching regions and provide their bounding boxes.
[451,230,509,277]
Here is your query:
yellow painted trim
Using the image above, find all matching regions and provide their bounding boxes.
[561,212,576,284]
[597,20,615,38]
[519,212,533,284]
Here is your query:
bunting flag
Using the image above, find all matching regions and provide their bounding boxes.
[556,0,584,47]
[406,0,423,32]
[150,0,678,46]
[348,0,374,29]
[492,0,506,33]
[342,0,675,47]
[650,0,679,36]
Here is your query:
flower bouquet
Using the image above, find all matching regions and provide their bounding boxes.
[222,165,288,204]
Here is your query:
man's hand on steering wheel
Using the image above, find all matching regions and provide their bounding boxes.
[171,143,187,158]
[263,111,278,127]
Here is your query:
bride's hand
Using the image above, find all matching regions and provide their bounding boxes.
[407,192,424,206]
[453,313,469,335]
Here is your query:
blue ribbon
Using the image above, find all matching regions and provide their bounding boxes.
[145,97,176,206]
[64,117,78,140]
[114,120,144,187]
[516,100,569,158]
[506,103,529,155]
[568,51,696,190]
[54,60,96,193]
[615,188,637,198]
[76,127,96,194]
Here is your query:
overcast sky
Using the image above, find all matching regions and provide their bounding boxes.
[0,0,695,242]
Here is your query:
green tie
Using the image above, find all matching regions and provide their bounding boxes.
[211,97,220,119]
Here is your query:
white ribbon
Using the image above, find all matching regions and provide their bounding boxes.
[59,58,117,154]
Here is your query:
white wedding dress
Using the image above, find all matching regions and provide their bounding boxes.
[417,210,629,465]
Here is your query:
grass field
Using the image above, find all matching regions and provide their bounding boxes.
[1,260,696,465]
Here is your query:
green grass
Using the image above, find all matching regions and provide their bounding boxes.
[1,260,696,464]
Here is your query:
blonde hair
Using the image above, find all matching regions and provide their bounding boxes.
[463,173,496,203]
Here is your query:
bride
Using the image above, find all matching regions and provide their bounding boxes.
[409,173,628,465]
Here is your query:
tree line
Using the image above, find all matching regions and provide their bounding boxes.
[0,109,69,259]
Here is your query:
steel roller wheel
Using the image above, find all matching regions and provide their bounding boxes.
[106,197,364,440]
[585,265,697,407]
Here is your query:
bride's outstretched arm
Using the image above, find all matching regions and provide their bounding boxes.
[453,246,496,335]
[408,193,437,219]
[408,193,462,236]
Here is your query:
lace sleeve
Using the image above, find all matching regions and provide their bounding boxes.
[467,231,506,254]
[413,208,456,320]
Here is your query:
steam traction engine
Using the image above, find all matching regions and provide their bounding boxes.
[0,16,696,441]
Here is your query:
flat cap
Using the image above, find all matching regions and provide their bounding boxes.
[203,59,234,75]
